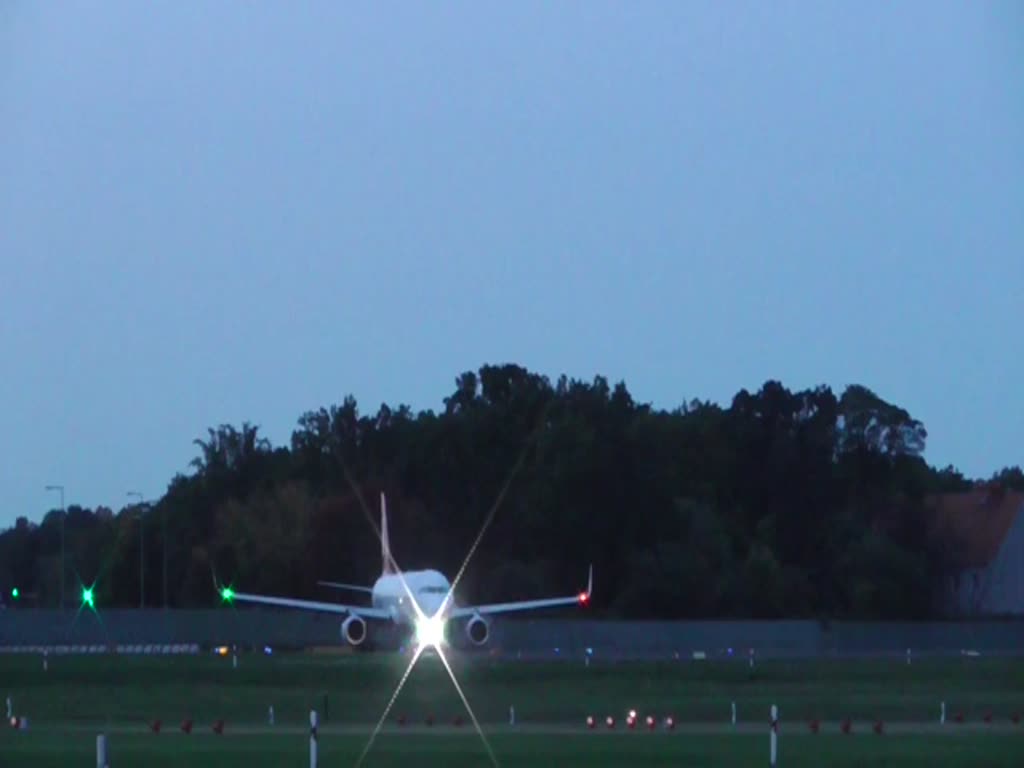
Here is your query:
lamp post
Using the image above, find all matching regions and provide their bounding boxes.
[127,492,145,609]
[162,507,167,609]
[44,485,64,610]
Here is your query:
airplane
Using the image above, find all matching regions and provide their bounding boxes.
[219,493,593,649]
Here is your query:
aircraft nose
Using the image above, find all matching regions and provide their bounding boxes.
[423,596,443,617]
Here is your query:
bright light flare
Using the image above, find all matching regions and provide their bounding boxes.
[71,577,106,632]
[354,643,426,768]
[415,614,446,648]
[344,454,537,768]
[434,642,498,767]
[219,587,235,603]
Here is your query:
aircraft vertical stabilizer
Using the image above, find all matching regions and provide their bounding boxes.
[381,492,396,574]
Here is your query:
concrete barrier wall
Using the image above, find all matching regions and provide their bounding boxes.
[2,610,1022,657]
[491,619,822,658]
[823,621,1024,655]
[0,609,343,648]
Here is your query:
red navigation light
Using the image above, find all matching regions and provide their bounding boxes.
[578,592,589,605]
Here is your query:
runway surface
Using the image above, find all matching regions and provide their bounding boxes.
[41,720,1024,736]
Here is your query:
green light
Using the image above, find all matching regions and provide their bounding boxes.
[10,588,18,599]
[82,587,94,608]
[220,587,234,602]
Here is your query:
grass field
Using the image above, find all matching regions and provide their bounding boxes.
[1,650,1022,765]
[4,729,1024,768]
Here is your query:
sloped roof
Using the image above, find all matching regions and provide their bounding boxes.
[926,485,1024,569]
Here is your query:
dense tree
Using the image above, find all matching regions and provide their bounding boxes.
[0,365,996,619]
[991,466,1024,492]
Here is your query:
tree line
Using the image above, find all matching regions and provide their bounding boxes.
[2,364,1022,619]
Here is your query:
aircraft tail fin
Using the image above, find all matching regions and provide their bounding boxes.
[381,492,395,575]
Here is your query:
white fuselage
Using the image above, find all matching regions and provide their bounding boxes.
[371,569,452,625]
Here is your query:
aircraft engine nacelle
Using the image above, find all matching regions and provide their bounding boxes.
[341,614,367,646]
[464,613,490,646]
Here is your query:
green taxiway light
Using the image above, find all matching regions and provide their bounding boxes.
[10,588,18,599]
[82,587,94,608]
[220,587,235,602]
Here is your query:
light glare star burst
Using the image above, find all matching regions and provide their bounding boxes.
[354,642,427,768]
[433,639,498,767]
[345,492,495,768]
[345,492,538,768]
[415,614,446,648]
[345,416,548,768]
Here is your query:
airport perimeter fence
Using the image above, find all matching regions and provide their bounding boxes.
[2,609,1023,659]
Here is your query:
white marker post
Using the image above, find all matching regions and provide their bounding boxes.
[232,652,238,670]
[769,705,779,768]
[749,648,755,670]
[5,695,11,720]
[906,647,911,665]
[941,701,946,725]
[309,710,318,768]
[731,701,737,726]
[509,705,515,726]
[268,705,274,726]
[96,733,109,768]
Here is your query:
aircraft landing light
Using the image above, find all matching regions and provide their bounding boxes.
[415,615,446,648]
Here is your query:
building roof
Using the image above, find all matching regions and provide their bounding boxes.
[927,485,1024,569]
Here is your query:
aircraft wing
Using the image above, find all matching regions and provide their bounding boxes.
[317,581,374,594]
[448,565,592,619]
[225,590,391,620]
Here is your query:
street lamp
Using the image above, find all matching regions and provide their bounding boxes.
[161,506,167,609]
[44,485,64,610]
[127,492,146,609]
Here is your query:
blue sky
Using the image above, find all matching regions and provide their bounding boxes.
[1,2,1021,526]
